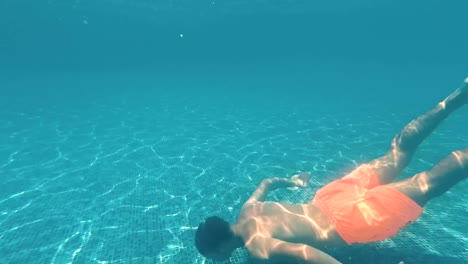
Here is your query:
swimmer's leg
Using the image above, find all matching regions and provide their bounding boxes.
[388,148,468,206]
[367,78,468,184]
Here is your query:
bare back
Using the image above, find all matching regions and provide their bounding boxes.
[235,201,347,251]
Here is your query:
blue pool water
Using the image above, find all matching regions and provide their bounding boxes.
[1,1,468,264]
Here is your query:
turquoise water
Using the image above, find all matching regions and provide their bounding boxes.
[1,1,468,264]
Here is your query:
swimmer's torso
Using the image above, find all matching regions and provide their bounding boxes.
[236,201,347,250]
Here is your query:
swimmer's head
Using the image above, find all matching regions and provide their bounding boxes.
[195,216,235,261]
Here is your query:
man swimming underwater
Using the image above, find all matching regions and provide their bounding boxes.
[195,77,468,263]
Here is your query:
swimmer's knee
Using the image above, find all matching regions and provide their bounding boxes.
[391,134,415,155]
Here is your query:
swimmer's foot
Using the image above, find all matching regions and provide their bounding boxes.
[441,77,468,110]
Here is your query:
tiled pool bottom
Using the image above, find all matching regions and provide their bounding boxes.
[1,103,467,264]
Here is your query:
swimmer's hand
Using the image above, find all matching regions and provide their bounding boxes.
[288,173,311,190]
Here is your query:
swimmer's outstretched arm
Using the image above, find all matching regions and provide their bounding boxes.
[248,236,341,264]
[245,173,311,205]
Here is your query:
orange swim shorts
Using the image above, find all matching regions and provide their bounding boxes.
[312,165,423,244]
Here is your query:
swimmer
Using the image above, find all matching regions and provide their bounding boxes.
[195,77,468,263]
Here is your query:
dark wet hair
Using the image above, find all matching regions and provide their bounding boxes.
[195,216,233,256]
